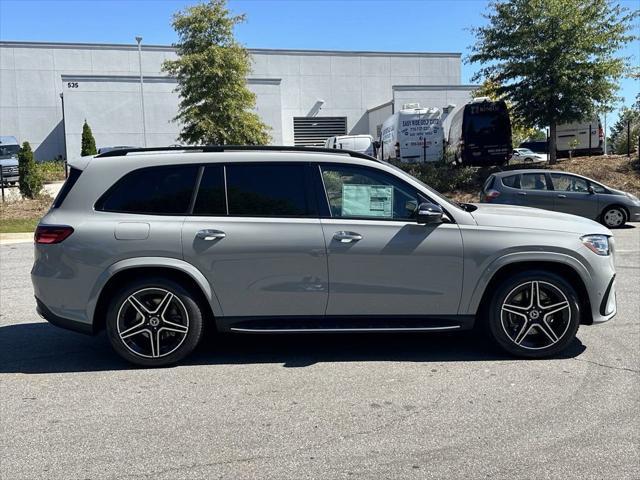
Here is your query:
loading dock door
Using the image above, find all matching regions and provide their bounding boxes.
[293,117,347,146]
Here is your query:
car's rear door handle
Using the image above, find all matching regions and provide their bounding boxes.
[517,191,527,196]
[333,231,363,243]
[196,229,226,240]
[557,194,567,198]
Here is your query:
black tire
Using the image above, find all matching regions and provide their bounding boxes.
[485,270,580,358]
[106,276,204,367]
[601,206,627,229]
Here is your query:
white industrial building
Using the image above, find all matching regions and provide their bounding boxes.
[0,41,476,160]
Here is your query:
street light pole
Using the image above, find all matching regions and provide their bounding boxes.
[135,36,147,147]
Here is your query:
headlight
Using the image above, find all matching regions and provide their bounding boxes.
[581,234,610,256]
[626,193,640,204]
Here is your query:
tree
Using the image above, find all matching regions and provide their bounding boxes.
[81,120,97,156]
[469,0,638,163]
[472,78,544,146]
[609,94,640,154]
[18,142,42,199]
[162,0,270,145]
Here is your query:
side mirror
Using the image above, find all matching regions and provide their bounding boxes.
[416,202,443,225]
[587,185,595,194]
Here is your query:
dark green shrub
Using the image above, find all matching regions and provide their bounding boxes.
[395,161,478,193]
[18,142,43,199]
[81,120,97,156]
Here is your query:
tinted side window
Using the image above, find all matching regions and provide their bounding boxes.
[320,164,419,220]
[521,173,549,190]
[97,165,198,214]
[501,174,519,188]
[226,163,311,217]
[550,173,589,193]
[193,165,226,215]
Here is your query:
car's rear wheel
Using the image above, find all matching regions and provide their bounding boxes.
[486,270,580,358]
[106,277,204,367]
[601,206,626,229]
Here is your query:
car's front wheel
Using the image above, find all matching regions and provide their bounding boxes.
[486,271,580,358]
[106,277,204,367]
[601,206,626,229]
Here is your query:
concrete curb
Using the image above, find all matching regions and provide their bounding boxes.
[0,232,33,245]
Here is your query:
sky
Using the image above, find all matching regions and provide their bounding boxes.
[0,0,638,129]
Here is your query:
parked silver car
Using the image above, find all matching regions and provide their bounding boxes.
[481,169,640,228]
[32,147,617,366]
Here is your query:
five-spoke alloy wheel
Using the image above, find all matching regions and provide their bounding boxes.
[106,277,204,367]
[487,271,580,358]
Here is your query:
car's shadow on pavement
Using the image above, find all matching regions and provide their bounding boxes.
[0,322,587,374]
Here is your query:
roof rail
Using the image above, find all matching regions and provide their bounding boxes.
[95,145,380,162]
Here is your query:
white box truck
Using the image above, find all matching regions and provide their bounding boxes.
[379,104,443,163]
[556,117,603,157]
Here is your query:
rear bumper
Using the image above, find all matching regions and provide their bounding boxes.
[1,175,19,183]
[35,297,95,335]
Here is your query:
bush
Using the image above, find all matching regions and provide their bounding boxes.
[81,120,97,156]
[35,160,66,182]
[394,161,478,193]
[17,142,43,199]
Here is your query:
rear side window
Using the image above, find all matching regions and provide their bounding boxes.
[226,163,311,217]
[96,165,199,214]
[193,165,226,215]
[501,174,520,188]
[52,167,82,208]
[483,175,495,191]
[520,173,549,190]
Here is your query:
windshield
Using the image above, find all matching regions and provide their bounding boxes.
[465,110,510,143]
[0,144,19,159]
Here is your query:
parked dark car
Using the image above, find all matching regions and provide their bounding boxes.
[480,169,640,228]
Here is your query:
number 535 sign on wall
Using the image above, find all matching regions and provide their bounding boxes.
[67,82,79,89]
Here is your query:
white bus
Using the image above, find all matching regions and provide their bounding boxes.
[379,104,443,163]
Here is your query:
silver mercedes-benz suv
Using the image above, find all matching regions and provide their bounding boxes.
[32,146,616,366]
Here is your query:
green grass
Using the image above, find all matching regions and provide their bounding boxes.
[0,217,39,233]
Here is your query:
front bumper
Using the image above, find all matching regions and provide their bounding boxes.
[628,205,640,223]
[1,175,19,183]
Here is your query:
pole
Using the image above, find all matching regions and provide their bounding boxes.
[1,168,5,203]
[588,123,592,157]
[59,92,68,178]
[603,112,607,155]
[627,120,631,158]
[136,36,147,147]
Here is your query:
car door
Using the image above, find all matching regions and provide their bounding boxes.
[316,162,464,317]
[182,162,328,319]
[516,172,555,210]
[549,173,599,219]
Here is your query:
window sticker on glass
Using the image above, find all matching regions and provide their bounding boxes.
[341,184,393,217]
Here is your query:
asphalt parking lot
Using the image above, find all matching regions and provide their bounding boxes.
[1,228,638,480]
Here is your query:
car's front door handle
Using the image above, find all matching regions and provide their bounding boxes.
[196,229,226,241]
[333,231,363,243]
[557,194,567,198]
[518,192,527,196]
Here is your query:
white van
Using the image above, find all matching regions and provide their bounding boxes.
[324,135,375,156]
[556,117,603,156]
[379,104,443,162]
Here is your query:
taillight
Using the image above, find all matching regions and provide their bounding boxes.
[484,189,501,201]
[34,225,74,244]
